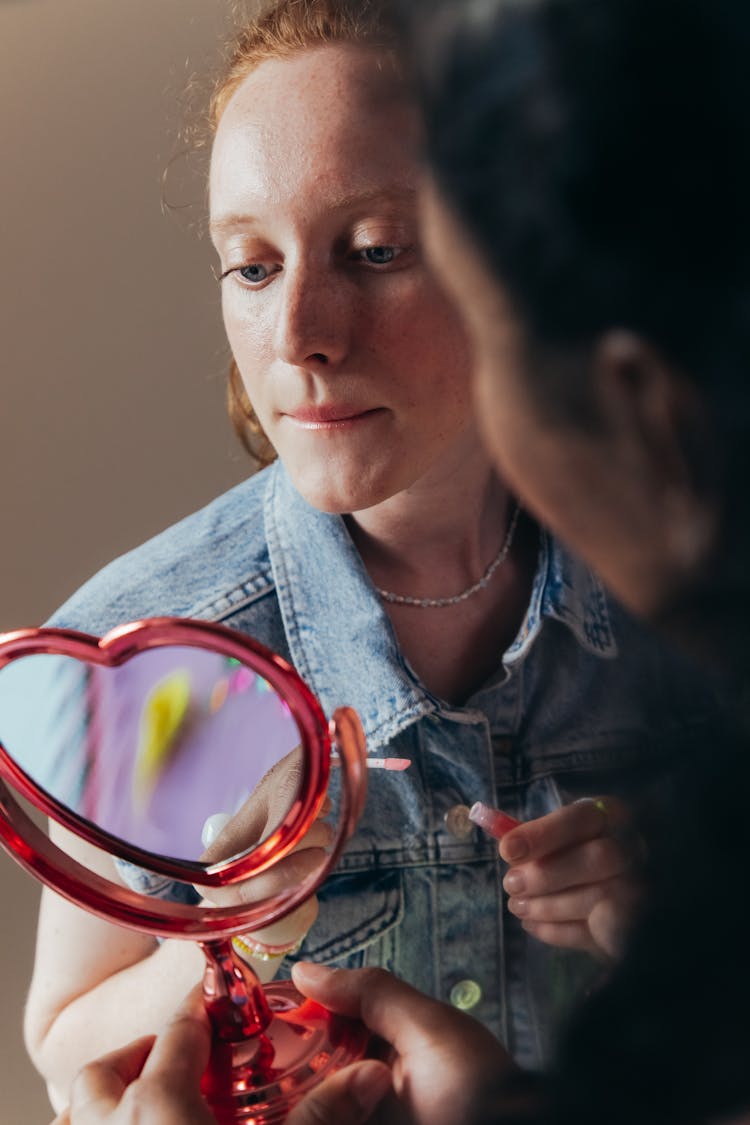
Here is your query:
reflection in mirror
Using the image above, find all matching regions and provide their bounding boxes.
[0,648,302,865]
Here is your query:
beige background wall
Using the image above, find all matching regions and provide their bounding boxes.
[0,3,253,1120]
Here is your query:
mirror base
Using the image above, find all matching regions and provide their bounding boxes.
[201,979,371,1124]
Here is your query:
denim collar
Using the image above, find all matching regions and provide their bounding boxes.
[264,462,616,749]
[504,528,617,665]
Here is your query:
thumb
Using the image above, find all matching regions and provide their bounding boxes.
[286,1060,392,1125]
[141,984,211,1088]
[292,963,467,1052]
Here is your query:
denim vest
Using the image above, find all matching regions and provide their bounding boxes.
[51,460,714,1068]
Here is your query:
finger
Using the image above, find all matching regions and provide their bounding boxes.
[513,877,642,958]
[206,816,334,858]
[201,746,305,861]
[588,883,643,958]
[248,893,319,947]
[293,964,442,1036]
[290,819,335,850]
[209,890,319,949]
[142,986,211,1087]
[67,1036,155,1119]
[262,746,305,831]
[206,846,328,907]
[292,964,501,1061]
[521,918,600,956]
[286,1060,392,1125]
[499,800,609,864]
[507,880,614,923]
[503,834,630,896]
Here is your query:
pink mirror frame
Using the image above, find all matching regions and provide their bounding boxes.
[0,617,368,942]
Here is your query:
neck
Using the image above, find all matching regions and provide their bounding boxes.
[342,439,536,704]
[345,441,513,600]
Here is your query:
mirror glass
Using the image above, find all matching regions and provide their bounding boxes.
[0,648,302,866]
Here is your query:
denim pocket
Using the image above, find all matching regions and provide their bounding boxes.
[292,867,404,966]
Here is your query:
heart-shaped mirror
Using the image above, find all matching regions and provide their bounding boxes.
[0,617,370,1123]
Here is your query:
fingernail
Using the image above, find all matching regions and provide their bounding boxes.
[291,960,331,987]
[469,801,521,841]
[504,871,525,894]
[507,896,528,916]
[201,812,232,848]
[350,1061,392,1114]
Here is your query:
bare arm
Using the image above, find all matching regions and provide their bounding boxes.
[23,822,205,1111]
[25,772,329,1112]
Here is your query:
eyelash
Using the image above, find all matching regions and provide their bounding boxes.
[219,263,276,286]
[352,245,406,266]
[219,245,412,289]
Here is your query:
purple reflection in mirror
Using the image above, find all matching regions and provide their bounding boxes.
[0,648,300,862]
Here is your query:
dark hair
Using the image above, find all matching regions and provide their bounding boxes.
[405,0,750,420]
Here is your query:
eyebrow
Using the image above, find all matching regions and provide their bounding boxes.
[209,215,261,236]
[209,185,417,236]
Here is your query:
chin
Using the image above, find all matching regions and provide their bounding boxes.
[283,458,400,515]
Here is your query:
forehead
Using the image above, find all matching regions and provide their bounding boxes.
[209,44,419,223]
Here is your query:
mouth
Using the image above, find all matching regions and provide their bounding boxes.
[283,405,387,430]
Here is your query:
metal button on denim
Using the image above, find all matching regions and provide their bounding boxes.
[450,979,482,1011]
[444,804,474,838]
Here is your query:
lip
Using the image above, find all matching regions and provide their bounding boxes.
[283,404,386,430]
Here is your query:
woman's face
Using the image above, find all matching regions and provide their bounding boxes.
[210,45,475,514]
[421,182,694,617]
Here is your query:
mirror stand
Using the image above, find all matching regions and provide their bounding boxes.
[201,938,369,1123]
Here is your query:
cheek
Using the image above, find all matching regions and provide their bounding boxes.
[388,282,474,400]
[473,361,599,546]
[472,356,527,464]
[471,356,574,526]
[223,295,274,389]
[473,369,524,486]
[474,376,558,525]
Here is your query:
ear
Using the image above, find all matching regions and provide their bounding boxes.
[592,329,719,572]
[593,330,705,490]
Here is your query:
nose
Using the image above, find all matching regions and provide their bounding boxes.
[274,263,351,369]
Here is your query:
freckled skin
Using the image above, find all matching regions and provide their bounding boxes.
[210,45,477,515]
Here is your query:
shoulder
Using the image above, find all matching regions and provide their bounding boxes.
[50,467,276,635]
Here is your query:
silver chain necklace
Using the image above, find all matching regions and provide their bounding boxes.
[376,504,522,609]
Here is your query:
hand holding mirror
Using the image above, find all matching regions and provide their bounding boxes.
[0,617,370,1123]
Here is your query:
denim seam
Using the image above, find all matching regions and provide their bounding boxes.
[186,576,276,622]
[334,851,498,872]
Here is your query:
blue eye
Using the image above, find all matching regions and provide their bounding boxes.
[361,246,397,265]
[238,264,269,284]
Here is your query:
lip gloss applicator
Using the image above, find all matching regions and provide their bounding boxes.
[331,755,411,771]
[469,801,521,840]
